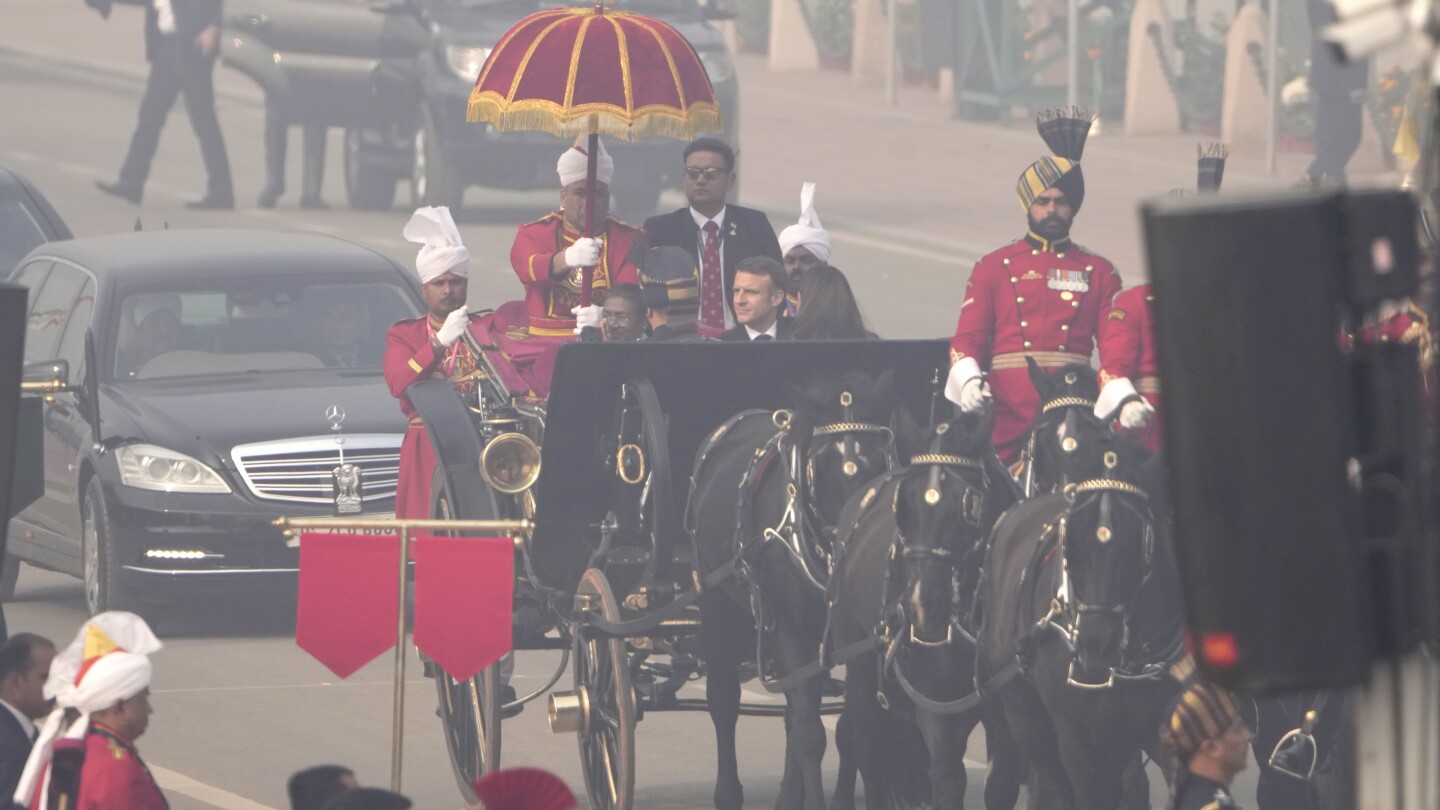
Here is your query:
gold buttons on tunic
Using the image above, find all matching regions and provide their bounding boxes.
[1020,320,1029,327]
[1057,252,1066,259]
[1071,301,1080,308]
[1031,249,1039,256]
[1061,324,1069,330]
[1017,296,1026,303]
[1024,341,1033,348]
[1011,277,1019,283]
[1060,291,1074,301]
[1003,258,1011,265]
[1085,265,1094,271]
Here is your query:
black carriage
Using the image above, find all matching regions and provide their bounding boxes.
[408,337,950,809]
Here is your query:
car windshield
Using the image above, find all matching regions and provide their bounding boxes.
[0,197,48,278]
[110,275,421,381]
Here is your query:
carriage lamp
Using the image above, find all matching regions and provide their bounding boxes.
[117,444,231,494]
[480,433,542,494]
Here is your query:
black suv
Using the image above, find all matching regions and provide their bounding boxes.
[221,0,739,218]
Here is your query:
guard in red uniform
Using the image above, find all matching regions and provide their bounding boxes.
[16,613,167,810]
[384,206,488,520]
[946,109,1122,462]
[1095,145,1228,450]
[509,137,644,337]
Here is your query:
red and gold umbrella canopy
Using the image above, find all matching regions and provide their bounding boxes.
[466,4,723,142]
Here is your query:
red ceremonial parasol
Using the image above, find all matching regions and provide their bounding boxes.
[467,1,723,308]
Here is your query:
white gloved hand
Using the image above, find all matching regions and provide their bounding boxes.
[944,357,991,414]
[572,304,603,334]
[435,306,469,348]
[564,237,602,269]
[1095,376,1139,421]
[1118,398,1155,430]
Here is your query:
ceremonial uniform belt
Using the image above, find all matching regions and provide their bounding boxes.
[989,351,1090,370]
[1136,376,1161,395]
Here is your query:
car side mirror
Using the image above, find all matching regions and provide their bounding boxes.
[700,0,738,21]
[21,360,71,394]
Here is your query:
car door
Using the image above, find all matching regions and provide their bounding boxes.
[46,271,97,543]
[224,0,426,127]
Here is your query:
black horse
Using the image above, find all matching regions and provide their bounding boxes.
[688,370,905,810]
[978,433,1187,810]
[829,410,1027,810]
[1018,361,1102,497]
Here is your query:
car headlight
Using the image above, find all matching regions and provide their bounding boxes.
[697,49,735,85]
[117,444,231,494]
[446,45,493,82]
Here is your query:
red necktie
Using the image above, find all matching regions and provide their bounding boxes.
[701,220,723,329]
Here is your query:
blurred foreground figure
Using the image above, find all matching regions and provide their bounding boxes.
[0,634,56,802]
[1164,681,1254,810]
[322,788,410,810]
[92,0,234,209]
[13,612,165,810]
[288,765,357,810]
[472,767,577,810]
[945,108,1122,462]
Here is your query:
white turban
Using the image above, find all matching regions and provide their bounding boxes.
[14,612,162,807]
[403,206,470,284]
[777,182,831,264]
[557,137,614,187]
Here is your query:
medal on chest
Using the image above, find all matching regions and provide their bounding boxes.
[1048,267,1090,293]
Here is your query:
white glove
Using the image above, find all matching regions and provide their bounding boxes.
[1095,377,1138,421]
[1118,399,1155,430]
[572,304,603,334]
[436,306,469,348]
[563,237,602,269]
[944,357,991,414]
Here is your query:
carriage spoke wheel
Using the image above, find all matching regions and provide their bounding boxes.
[431,468,502,804]
[572,568,636,810]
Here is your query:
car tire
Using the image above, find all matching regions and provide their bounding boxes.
[412,108,464,211]
[344,127,398,211]
[0,554,20,602]
[82,478,139,616]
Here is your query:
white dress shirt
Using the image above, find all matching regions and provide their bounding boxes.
[690,205,734,329]
[744,321,778,340]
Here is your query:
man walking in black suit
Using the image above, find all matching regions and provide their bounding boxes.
[718,257,792,341]
[643,138,782,336]
[94,0,235,209]
[0,633,55,801]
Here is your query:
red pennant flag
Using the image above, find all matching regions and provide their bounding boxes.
[296,533,401,678]
[412,535,513,680]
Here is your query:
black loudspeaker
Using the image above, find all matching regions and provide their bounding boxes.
[0,284,27,557]
[1143,191,1373,693]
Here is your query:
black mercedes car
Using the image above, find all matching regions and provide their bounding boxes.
[220,0,738,217]
[6,230,422,615]
[0,162,72,277]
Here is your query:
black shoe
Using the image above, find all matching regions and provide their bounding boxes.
[95,180,142,205]
[257,183,283,209]
[186,194,234,210]
[500,684,523,719]
[299,195,329,210]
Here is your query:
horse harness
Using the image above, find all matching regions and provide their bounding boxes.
[1020,390,1098,496]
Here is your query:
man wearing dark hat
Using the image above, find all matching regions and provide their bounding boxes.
[945,109,1123,463]
[1095,144,1227,450]
[638,247,706,342]
[1164,681,1254,810]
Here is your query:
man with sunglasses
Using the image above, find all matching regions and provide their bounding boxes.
[644,137,782,336]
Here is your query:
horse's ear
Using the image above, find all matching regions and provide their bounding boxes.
[1026,356,1048,396]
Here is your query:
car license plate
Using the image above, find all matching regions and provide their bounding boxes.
[285,513,396,547]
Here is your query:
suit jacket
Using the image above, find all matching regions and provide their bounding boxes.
[718,317,794,342]
[134,0,224,64]
[0,707,32,803]
[643,205,782,320]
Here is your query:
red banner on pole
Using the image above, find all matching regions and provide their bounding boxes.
[296,533,401,679]
[412,535,513,680]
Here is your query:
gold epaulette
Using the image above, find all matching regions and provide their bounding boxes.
[523,211,564,227]
[106,739,129,761]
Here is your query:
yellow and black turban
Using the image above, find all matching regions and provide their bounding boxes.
[1016,108,1095,213]
[1166,680,1242,760]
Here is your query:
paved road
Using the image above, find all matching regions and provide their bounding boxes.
[0,2,1319,806]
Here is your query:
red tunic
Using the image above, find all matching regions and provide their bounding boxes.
[509,213,644,336]
[950,232,1122,462]
[73,725,167,810]
[383,313,489,520]
[1097,285,1162,450]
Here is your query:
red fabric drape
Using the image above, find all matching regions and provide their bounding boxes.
[412,535,514,680]
[296,533,401,678]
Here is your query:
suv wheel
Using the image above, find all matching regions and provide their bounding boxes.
[412,108,464,210]
[344,127,398,211]
[82,478,138,616]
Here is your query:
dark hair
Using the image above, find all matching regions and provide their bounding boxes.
[734,256,787,296]
[601,284,644,313]
[0,634,53,682]
[790,264,872,340]
[322,788,410,810]
[683,137,735,172]
[288,765,355,810]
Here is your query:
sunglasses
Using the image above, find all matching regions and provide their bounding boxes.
[683,167,729,181]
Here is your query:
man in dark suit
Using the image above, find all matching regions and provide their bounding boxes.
[93,0,235,209]
[643,138,782,336]
[0,633,55,801]
[718,257,792,341]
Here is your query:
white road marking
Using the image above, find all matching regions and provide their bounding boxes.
[150,765,279,810]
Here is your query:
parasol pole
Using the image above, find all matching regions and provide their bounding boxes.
[579,0,604,315]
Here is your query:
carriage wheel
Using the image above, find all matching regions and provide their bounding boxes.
[431,468,502,803]
[572,568,636,810]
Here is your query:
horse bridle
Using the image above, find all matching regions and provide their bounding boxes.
[802,390,898,525]
[1023,392,1102,494]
